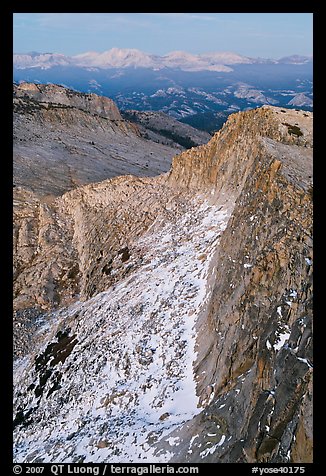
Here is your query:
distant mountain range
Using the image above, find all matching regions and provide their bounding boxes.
[13,48,313,133]
[14,48,313,71]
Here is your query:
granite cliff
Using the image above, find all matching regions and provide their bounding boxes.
[13,105,313,463]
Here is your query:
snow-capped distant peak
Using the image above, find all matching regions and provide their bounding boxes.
[200,51,253,65]
[73,48,157,69]
[163,51,199,61]
[161,50,233,72]
[14,52,72,69]
[13,48,313,72]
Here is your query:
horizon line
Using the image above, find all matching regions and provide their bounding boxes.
[13,48,313,61]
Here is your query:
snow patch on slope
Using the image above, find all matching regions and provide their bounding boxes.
[14,198,231,463]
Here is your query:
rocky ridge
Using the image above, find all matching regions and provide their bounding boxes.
[13,106,313,463]
[121,110,211,149]
[13,83,180,196]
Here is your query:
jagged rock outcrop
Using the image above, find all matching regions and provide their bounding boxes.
[13,106,313,463]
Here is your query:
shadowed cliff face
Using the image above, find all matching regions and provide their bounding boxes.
[13,106,312,463]
[158,109,313,462]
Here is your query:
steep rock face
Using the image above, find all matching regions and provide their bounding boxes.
[13,106,313,463]
[13,175,173,313]
[14,82,123,121]
[159,107,313,462]
[161,125,312,463]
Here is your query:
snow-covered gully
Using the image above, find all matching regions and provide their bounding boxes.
[13,198,231,463]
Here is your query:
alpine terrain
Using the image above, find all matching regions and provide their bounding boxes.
[14,48,313,133]
[13,84,313,463]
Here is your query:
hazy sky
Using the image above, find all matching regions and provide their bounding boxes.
[13,13,313,58]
